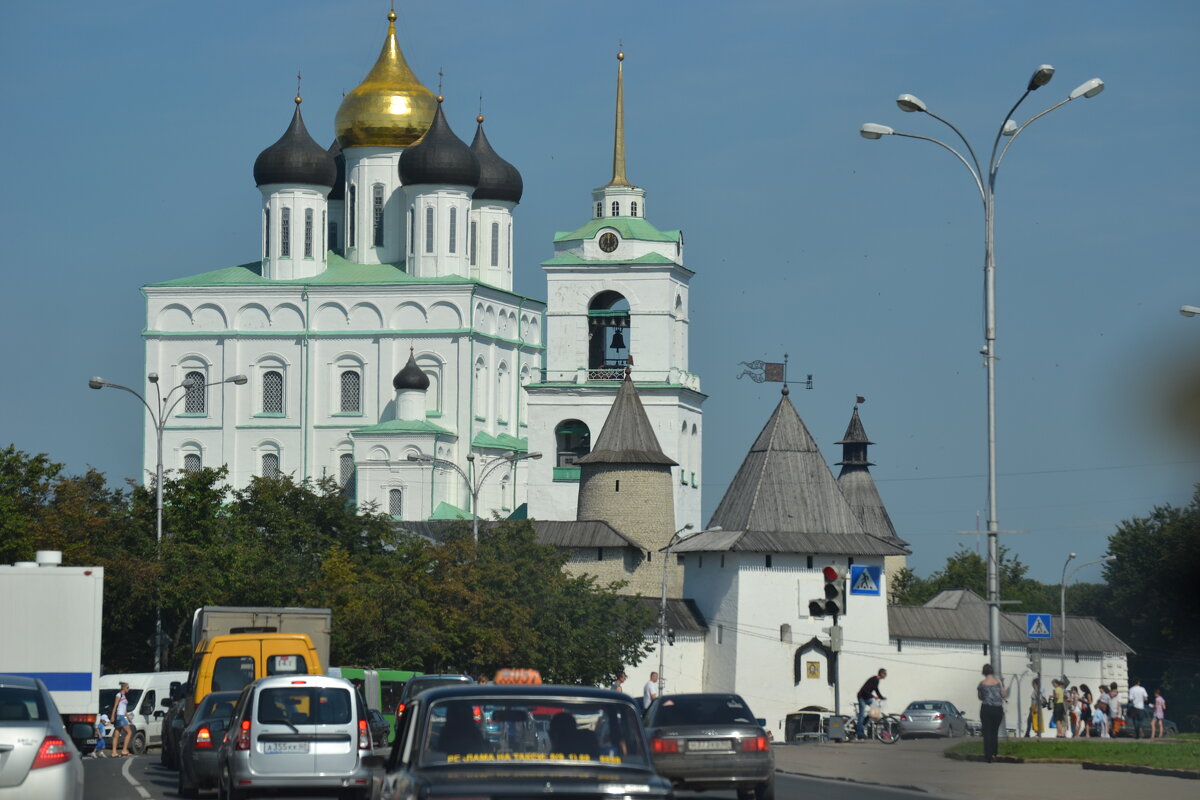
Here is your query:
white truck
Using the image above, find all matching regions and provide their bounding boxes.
[0,551,104,753]
[189,606,332,669]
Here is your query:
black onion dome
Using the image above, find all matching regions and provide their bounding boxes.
[398,103,480,188]
[254,101,337,188]
[471,119,523,203]
[393,351,430,391]
[327,139,346,200]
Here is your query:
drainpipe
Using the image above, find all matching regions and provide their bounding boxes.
[302,286,312,479]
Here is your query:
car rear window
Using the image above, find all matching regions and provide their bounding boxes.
[647,696,757,727]
[0,687,48,722]
[420,697,647,768]
[257,687,352,725]
[408,677,469,696]
[199,694,239,720]
[212,657,256,692]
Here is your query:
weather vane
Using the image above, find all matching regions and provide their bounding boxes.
[736,353,813,389]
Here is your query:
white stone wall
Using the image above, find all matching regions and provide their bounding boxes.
[259,184,330,280]
[405,184,475,279]
[470,202,515,290]
[343,147,404,264]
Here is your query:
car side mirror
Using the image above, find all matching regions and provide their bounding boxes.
[162,697,174,708]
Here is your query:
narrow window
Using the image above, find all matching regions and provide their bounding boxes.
[339,370,362,413]
[507,223,512,269]
[449,207,457,253]
[262,452,280,478]
[408,208,414,252]
[264,209,271,257]
[373,183,384,246]
[280,207,291,257]
[424,207,434,254]
[469,220,477,265]
[597,548,604,562]
[321,210,326,254]
[766,554,773,568]
[183,370,206,414]
[389,488,403,517]
[349,185,357,247]
[183,453,201,474]
[262,370,284,414]
[611,200,619,217]
[328,218,338,252]
[614,479,620,492]
[806,555,814,569]
[596,201,602,218]
[339,453,356,496]
[630,201,638,217]
[304,208,313,257]
[490,222,499,266]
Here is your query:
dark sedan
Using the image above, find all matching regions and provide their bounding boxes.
[643,693,774,800]
[375,684,671,800]
[175,690,239,798]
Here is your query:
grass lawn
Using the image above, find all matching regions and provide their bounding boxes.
[946,738,1200,771]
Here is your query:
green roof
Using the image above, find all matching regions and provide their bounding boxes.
[430,501,472,520]
[471,432,529,451]
[553,217,680,244]
[352,419,453,436]
[541,251,678,267]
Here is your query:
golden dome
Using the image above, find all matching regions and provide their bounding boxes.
[334,10,436,148]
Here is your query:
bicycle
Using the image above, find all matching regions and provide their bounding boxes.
[851,701,901,744]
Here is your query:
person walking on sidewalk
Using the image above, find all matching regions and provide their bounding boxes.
[1051,679,1067,738]
[855,668,887,739]
[1128,677,1149,739]
[1151,689,1166,738]
[1076,685,1093,738]
[110,682,133,757]
[977,663,1007,763]
[1094,686,1111,738]
[1024,677,1043,737]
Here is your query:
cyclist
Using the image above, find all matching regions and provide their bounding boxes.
[855,668,887,739]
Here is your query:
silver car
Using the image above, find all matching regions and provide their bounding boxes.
[216,674,373,800]
[0,674,84,800]
[898,700,969,738]
[643,693,775,800]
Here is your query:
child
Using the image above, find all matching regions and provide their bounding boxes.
[1151,689,1166,739]
[93,714,109,757]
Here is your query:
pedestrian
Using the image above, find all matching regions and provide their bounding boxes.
[1067,685,1079,734]
[110,681,133,757]
[1052,679,1066,738]
[642,672,659,713]
[1108,682,1122,736]
[93,714,109,757]
[1151,689,1166,739]
[1076,684,1092,738]
[1127,677,1148,739]
[977,663,1007,763]
[855,668,887,739]
[1024,677,1043,737]
[1094,685,1110,738]
[610,672,627,693]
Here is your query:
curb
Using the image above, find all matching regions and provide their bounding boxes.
[945,751,1200,780]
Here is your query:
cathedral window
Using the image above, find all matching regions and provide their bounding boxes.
[349,185,357,247]
[322,210,326,254]
[262,452,280,478]
[389,488,403,518]
[280,208,291,257]
[425,207,434,254]
[490,222,499,267]
[449,207,457,253]
[183,370,206,414]
[596,201,602,218]
[328,217,338,252]
[408,208,414,253]
[469,220,477,265]
[261,370,284,414]
[264,209,270,257]
[339,370,362,414]
[611,200,619,217]
[630,201,638,217]
[339,453,356,497]
[507,223,512,270]
[304,208,313,257]
[372,183,385,247]
[183,453,201,474]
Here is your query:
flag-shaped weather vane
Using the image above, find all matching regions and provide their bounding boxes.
[736,353,813,389]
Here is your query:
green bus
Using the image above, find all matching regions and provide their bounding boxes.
[329,667,421,741]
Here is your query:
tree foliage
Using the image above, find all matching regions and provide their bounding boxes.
[891,545,1057,613]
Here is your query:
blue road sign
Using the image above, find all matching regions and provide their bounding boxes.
[849,565,882,596]
[1026,613,1052,639]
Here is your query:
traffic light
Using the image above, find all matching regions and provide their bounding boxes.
[1029,651,1042,675]
[808,566,845,617]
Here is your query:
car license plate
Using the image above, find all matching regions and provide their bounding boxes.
[688,739,732,751]
[263,742,309,754]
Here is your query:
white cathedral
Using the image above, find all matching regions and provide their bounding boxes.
[141,9,702,532]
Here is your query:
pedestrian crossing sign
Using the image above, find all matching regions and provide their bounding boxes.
[849,565,882,596]
[1026,613,1052,639]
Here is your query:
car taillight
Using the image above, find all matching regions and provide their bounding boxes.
[741,735,769,752]
[901,714,910,721]
[236,719,251,751]
[195,726,214,749]
[472,705,483,722]
[31,736,72,769]
[650,737,680,754]
[932,713,944,720]
[358,718,371,750]
[67,714,96,724]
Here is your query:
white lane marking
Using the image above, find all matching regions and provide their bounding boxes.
[121,756,153,799]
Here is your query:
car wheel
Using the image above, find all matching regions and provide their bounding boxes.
[130,730,147,755]
[753,774,775,800]
[178,764,199,799]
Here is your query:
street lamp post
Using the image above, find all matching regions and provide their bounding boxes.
[88,372,247,671]
[407,450,542,542]
[1060,554,1117,684]
[656,525,719,695]
[861,68,1104,679]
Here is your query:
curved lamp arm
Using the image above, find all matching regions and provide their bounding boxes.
[861,126,985,207]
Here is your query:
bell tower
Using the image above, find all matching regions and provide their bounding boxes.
[525,51,704,531]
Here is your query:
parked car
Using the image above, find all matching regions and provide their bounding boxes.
[898,700,969,738]
[642,692,774,800]
[176,691,240,798]
[392,674,475,738]
[216,674,374,800]
[0,674,84,800]
[376,684,671,800]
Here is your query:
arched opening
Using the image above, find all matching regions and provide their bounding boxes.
[794,637,836,687]
[555,419,591,480]
[587,291,630,377]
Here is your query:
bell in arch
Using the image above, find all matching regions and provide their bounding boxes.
[610,327,626,352]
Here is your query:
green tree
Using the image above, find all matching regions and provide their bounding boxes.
[892,546,1054,612]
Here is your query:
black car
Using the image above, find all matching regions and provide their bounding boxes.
[392,675,475,739]
[368,708,390,748]
[376,684,672,800]
[176,690,239,798]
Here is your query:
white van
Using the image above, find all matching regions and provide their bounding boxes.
[99,671,187,753]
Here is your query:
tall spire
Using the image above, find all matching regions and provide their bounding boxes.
[608,51,630,187]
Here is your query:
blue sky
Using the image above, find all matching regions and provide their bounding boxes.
[2,1,1196,585]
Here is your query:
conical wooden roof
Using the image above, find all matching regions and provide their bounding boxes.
[576,373,676,466]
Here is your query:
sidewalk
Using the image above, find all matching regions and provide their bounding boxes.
[771,737,1196,800]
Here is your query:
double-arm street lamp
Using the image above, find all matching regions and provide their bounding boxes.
[88,372,247,671]
[861,67,1104,678]
[1059,553,1117,684]
[407,450,542,542]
